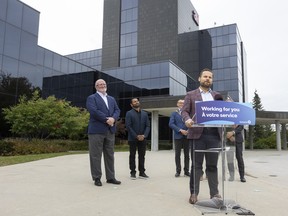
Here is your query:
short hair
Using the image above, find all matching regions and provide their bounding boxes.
[130,98,139,104]
[199,68,213,77]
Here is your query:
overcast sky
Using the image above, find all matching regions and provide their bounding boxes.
[21,0,288,112]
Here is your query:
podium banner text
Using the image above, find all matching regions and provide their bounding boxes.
[195,101,255,125]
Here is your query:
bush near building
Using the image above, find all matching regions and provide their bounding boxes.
[0,138,88,156]
[2,91,89,140]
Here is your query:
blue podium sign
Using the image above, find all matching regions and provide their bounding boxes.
[195,101,255,125]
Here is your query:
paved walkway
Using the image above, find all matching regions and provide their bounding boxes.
[1,150,288,216]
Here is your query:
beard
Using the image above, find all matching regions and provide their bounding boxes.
[132,103,140,109]
[200,80,211,88]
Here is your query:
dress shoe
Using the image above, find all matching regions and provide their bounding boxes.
[228,176,234,181]
[94,178,102,186]
[130,173,137,180]
[184,172,190,177]
[107,179,121,185]
[189,194,198,204]
[139,173,149,179]
[210,194,221,199]
[175,173,180,177]
[240,177,246,183]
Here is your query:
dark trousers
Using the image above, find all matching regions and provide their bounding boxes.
[129,140,147,174]
[175,138,190,174]
[235,142,245,178]
[190,133,220,197]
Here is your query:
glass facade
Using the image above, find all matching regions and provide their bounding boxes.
[66,49,102,71]
[0,0,97,136]
[99,61,194,116]
[178,24,246,102]
[120,0,138,67]
[0,0,247,140]
[1,0,39,109]
[208,24,245,102]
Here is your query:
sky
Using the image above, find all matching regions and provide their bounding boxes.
[21,0,288,112]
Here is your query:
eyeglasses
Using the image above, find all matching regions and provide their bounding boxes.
[96,83,106,86]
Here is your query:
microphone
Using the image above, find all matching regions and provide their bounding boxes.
[214,94,223,101]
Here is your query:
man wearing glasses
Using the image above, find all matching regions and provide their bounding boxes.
[86,79,121,186]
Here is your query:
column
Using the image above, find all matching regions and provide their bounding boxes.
[151,111,159,151]
[281,123,287,150]
[275,120,281,151]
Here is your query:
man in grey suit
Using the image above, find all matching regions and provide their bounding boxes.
[181,68,223,204]
[86,79,121,186]
[169,99,190,178]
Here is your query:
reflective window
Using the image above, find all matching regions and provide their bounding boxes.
[2,55,18,77]
[122,0,133,10]
[229,34,237,45]
[68,61,76,74]
[0,0,7,20]
[44,50,53,68]
[120,2,138,67]
[141,64,150,79]
[0,21,5,53]
[61,57,69,73]
[7,0,22,27]
[20,31,37,64]
[4,24,21,59]
[22,5,39,36]
[37,47,44,65]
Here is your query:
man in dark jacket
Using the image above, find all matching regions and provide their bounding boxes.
[169,99,190,177]
[86,79,121,187]
[125,98,150,179]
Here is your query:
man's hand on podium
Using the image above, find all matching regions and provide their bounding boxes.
[185,119,194,128]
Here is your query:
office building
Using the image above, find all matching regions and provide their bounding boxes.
[0,0,247,148]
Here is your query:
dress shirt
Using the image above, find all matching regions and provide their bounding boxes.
[199,88,214,101]
[97,91,109,108]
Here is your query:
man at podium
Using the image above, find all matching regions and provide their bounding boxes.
[182,68,223,205]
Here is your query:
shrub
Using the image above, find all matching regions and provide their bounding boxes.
[253,134,277,149]
[0,138,89,156]
[0,139,15,156]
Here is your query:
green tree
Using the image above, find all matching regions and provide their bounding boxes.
[3,91,89,140]
[0,71,40,137]
[252,90,273,142]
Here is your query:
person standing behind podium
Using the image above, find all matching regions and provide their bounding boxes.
[226,125,246,182]
[181,68,223,204]
[169,99,190,177]
[86,79,121,187]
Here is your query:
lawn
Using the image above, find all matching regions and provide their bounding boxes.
[0,145,129,167]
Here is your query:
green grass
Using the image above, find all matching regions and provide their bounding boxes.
[0,151,87,167]
[0,145,129,167]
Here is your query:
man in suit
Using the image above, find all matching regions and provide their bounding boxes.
[169,99,190,177]
[125,98,150,179]
[226,125,246,182]
[181,68,222,204]
[86,79,121,186]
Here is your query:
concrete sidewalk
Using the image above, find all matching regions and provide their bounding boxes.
[0,150,287,216]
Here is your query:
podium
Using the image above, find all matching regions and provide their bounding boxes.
[190,101,255,215]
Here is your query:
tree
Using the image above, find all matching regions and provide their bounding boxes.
[3,91,89,140]
[0,71,40,137]
[252,90,273,142]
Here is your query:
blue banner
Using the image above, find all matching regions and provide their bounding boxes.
[195,101,255,125]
